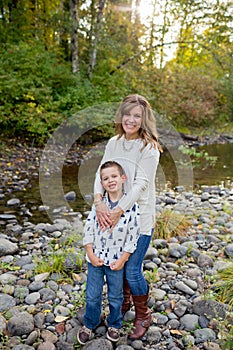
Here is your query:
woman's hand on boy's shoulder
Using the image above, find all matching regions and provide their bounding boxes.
[109,206,124,229]
[95,202,112,229]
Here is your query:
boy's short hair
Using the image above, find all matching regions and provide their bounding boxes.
[100,161,124,179]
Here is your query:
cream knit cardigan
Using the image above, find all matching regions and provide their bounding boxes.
[94,135,160,234]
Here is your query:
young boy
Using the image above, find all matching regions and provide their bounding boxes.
[77,161,140,345]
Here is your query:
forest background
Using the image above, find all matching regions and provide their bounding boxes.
[0,0,232,145]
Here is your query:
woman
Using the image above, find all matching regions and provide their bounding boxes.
[93,94,161,339]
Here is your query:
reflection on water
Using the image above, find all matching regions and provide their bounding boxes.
[193,143,233,187]
[77,143,233,195]
[158,143,233,190]
[70,142,233,215]
[1,143,233,224]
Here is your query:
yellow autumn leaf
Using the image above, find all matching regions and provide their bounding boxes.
[170,329,183,335]
[73,273,82,282]
[55,315,69,323]
[171,300,176,309]
[43,309,52,315]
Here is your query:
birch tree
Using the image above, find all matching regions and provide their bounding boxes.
[88,0,107,79]
[69,0,80,74]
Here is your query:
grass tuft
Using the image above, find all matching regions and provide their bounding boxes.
[154,209,191,240]
[213,263,233,306]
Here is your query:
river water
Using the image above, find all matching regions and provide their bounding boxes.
[1,143,233,224]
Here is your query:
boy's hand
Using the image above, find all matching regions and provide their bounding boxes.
[110,251,130,270]
[110,258,125,271]
[85,245,104,267]
[89,254,104,267]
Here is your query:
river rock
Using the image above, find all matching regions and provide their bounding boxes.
[0,214,17,220]
[7,198,21,206]
[0,274,18,287]
[197,253,214,268]
[7,312,34,336]
[180,314,199,331]
[0,294,16,312]
[192,299,227,319]
[82,338,113,350]
[0,238,18,256]
[64,191,76,201]
[224,243,233,257]
[194,328,216,343]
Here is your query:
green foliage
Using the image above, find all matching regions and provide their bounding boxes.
[154,209,191,240]
[67,102,118,144]
[122,320,134,334]
[33,232,85,283]
[178,145,218,169]
[144,267,160,284]
[222,325,233,350]
[154,65,224,128]
[214,311,233,350]
[0,1,232,143]
[0,42,103,143]
[213,263,233,306]
[0,333,12,349]
[70,285,86,311]
[0,261,20,272]
[222,73,233,121]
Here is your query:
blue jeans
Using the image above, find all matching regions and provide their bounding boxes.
[124,232,153,295]
[84,263,124,330]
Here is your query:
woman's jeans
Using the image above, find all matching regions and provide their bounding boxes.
[84,263,124,330]
[124,232,153,296]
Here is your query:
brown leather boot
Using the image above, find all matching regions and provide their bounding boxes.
[122,279,132,316]
[128,293,151,340]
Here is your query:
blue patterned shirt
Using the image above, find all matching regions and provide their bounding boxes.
[83,194,140,266]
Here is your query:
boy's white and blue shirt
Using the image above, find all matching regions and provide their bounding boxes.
[83,194,140,266]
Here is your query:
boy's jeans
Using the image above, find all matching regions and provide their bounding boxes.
[84,263,124,330]
[125,232,153,295]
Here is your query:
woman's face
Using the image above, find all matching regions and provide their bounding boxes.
[122,105,143,139]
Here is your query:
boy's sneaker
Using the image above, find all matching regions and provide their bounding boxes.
[77,326,93,345]
[106,327,120,342]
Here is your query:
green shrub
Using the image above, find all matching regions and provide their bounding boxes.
[0,42,103,143]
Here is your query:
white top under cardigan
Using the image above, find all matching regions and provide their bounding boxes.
[83,194,140,266]
[94,135,160,234]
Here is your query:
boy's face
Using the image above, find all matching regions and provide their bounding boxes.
[100,166,126,194]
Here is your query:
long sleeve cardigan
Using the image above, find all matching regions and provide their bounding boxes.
[94,135,160,233]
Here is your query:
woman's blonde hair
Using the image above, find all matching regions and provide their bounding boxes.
[115,94,162,151]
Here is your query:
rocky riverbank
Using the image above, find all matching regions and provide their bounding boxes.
[1,188,233,349]
[0,138,233,350]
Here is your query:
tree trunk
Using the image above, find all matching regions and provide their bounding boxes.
[148,0,157,66]
[159,0,169,69]
[88,0,107,79]
[69,0,79,74]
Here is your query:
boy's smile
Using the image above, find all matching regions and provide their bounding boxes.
[100,166,126,202]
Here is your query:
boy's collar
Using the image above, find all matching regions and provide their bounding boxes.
[103,192,126,204]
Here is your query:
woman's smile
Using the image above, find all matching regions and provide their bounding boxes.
[122,105,142,139]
